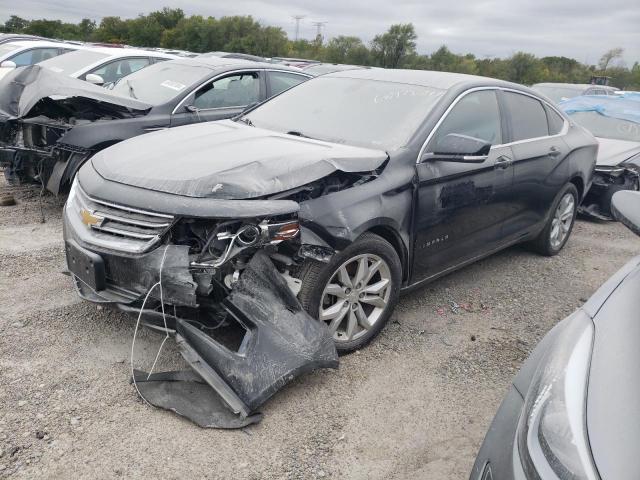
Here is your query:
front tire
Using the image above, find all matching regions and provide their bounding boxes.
[529,183,578,256]
[298,233,401,353]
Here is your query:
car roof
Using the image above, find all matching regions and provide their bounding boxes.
[325,68,520,91]
[77,46,178,59]
[162,56,308,74]
[6,40,73,49]
[533,82,618,91]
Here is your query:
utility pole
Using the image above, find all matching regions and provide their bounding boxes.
[311,21,327,40]
[292,15,305,41]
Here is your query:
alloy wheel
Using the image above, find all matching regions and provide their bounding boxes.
[319,254,392,343]
[550,192,575,249]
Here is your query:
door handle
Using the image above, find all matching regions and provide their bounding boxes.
[495,155,513,170]
[549,146,562,157]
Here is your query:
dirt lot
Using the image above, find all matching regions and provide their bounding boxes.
[1,179,639,480]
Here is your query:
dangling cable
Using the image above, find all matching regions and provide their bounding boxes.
[130,244,170,406]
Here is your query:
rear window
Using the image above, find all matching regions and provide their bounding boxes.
[504,92,549,141]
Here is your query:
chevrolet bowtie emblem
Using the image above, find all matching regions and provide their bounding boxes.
[80,209,104,227]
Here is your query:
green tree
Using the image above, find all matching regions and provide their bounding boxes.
[93,16,129,43]
[598,47,624,72]
[508,52,543,85]
[78,18,96,41]
[2,15,30,33]
[371,23,417,68]
[149,8,185,30]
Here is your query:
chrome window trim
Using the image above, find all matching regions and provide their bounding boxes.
[416,86,569,164]
[171,69,311,115]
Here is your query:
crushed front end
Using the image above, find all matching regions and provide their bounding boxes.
[579,164,639,220]
[63,171,338,427]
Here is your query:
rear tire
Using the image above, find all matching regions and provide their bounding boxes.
[297,233,401,353]
[529,183,578,256]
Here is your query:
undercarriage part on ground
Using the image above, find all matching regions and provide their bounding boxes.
[133,251,338,428]
[579,167,639,220]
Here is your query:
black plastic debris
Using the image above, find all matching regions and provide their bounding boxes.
[132,370,262,429]
[134,251,338,428]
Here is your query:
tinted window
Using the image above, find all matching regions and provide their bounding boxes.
[89,58,151,84]
[10,48,61,66]
[244,77,444,150]
[193,72,259,109]
[504,92,549,141]
[430,90,502,149]
[545,106,565,135]
[268,71,307,96]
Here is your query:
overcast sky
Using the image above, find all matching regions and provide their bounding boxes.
[2,0,639,65]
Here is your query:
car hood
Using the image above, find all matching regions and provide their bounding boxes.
[586,257,640,480]
[596,137,640,167]
[91,120,388,199]
[0,65,152,121]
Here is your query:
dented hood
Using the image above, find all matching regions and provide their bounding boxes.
[91,120,388,199]
[0,65,152,120]
[596,137,640,167]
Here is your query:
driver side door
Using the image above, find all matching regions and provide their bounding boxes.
[170,70,264,127]
[412,89,514,282]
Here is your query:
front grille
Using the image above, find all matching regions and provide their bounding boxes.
[74,185,174,253]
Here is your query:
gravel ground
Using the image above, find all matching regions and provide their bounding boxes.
[1,178,639,479]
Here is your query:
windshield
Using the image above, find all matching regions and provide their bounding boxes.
[244,77,444,150]
[0,43,22,59]
[533,85,584,103]
[39,49,109,75]
[570,111,640,142]
[110,62,211,105]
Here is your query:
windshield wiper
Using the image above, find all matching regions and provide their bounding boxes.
[286,130,314,139]
[237,117,253,126]
[126,79,138,100]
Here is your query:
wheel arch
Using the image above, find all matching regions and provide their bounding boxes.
[365,225,409,283]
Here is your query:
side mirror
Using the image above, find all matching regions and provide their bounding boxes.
[85,73,105,86]
[421,133,491,163]
[611,190,640,236]
[0,60,16,69]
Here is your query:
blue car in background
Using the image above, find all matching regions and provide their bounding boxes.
[559,94,640,219]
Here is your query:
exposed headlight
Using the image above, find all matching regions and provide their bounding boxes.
[517,310,598,480]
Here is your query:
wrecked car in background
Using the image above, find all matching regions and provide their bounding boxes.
[0,58,311,193]
[469,189,640,480]
[62,69,597,426]
[560,95,640,220]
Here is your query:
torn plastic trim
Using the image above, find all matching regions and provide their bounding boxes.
[579,166,639,220]
[133,251,338,428]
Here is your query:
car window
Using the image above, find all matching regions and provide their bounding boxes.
[430,90,502,148]
[9,48,61,66]
[545,105,565,135]
[89,58,151,84]
[503,92,549,141]
[193,72,259,109]
[268,71,307,96]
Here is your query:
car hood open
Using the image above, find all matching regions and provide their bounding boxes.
[91,120,388,199]
[0,65,152,121]
[596,137,640,167]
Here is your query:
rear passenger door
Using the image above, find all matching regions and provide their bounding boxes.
[500,91,569,240]
[170,70,264,127]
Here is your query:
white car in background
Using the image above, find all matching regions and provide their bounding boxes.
[37,46,179,86]
[0,40,81,79]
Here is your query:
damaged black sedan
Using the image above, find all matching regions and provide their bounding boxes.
[0,57,311,193]
[65,69,596,354]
